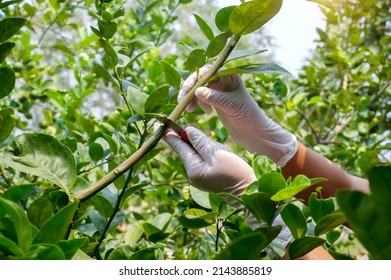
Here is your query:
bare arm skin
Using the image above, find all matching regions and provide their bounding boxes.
[282,142,370,203]
[280,142,370,260]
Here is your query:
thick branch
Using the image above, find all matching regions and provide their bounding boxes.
[71,35,241,202]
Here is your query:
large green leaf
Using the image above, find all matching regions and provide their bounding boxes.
[257,172,286,196]
[2,184,35,202]
[288,236,325,259]
[185,48,207,72]
[33,201,79,244]
[271,175,321,201]
[0,197,33,253]
[1,133,76,195]
[309,192,335,223]
[281,203,307,239]
[241,192,277,225]
[58,238,88,260]
[206,33,228,58]
[215,5,236,32]
[314,209,347,236]
[127,86,148,115]
[0,234,24,257]
[216,64,291,80]
[214,227,280,260]
[229,0,282,36]
[145,85,169,113]
[0,107,16,142]
[160,61,181,88]
[0,67,15,98]
[0,17,27,43]
[26,244,66,260]
[0,42,15,63]
[193,13,214,41]
[337,166,391,259]
[27,196,53,229]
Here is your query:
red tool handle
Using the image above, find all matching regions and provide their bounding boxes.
[180,129,191,146]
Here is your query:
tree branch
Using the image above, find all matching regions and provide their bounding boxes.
[71,35,241,202]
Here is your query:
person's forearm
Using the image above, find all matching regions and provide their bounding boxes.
[282,143,370,203]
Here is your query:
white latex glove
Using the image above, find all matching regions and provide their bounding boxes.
[163,126,256,196]
[163,126,292,258]
[178,67,298,167]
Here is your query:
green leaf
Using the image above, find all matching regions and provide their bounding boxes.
[258,172,286,196]
[94,64,120,88]
[190,186,212,209]
[0,17,27,43]
[129,247,157,260]
[160,61,181,87]
[215,6,236,32]
[206,33,228,58]
[124,220,144,243]
[0,42,15,63]
[314,209,347,236]
[98,19,117,40]
[281,204,307,239]
[127,85,148,115]
[58,238,88,260]
[142,223,169,243]
[99,39,118,67]
[151,213,172,231]
[193,13,214,41]
[144,85,169,113]
[0,197,32,253]
[2,184,35,202]
[89,142,104,162]
[271,175,314,201]
[1,133,76,195]
[185,48,207,72]
[229,0,282,36]
[288,236,325,259]
[27,244,66,260]
[179,208,214,229]
[337,166,391,259]
[90,195,114,219]
[225,49,267,64]
[34,201,79,244]
[241,192,277,225]
[308,192,335,223]
[306,0,334,9]
[0,107,16,142]
[216,63,291,79]
[0,1,22,9]
[0,234,24,257]
[27,196,53,228]
[107,244,133,260]
[0,67,15,98]
[214,227,280,260]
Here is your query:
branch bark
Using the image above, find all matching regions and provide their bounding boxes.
[71,35,241,202]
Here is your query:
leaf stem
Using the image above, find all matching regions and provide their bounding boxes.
[71,35,241,202]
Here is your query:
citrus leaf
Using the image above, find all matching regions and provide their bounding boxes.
[0,107,16,141]
[1,133,76,195]
[0,67,15,98]
[288,236,325,259]
[193,13,214,41]
[0,197,33,253]
[314,209,347,236]
[34,201,79,244]
[0,42,15,63]
[229,0,282,36]
[281,204,307,239]
[0,17,27,43]
[215,5,236,32]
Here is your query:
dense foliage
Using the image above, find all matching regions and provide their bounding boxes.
[0,0,390,260]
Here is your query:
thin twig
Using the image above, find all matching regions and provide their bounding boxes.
[71,35,241,202]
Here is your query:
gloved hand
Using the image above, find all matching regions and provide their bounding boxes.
[163,126,292,258]
[163,126,256,196]
[178,67,298,167]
